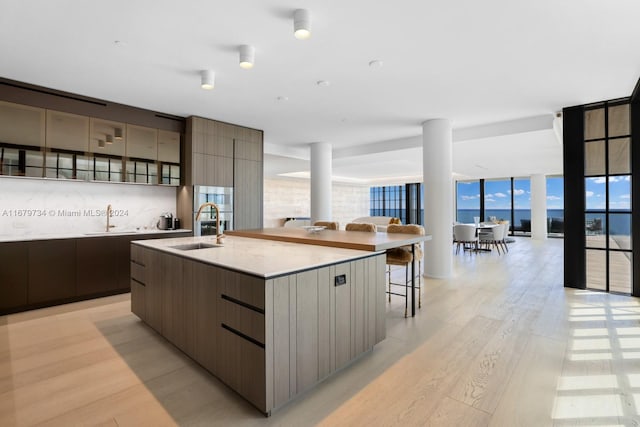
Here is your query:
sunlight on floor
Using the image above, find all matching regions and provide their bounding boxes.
[552,297,640,423]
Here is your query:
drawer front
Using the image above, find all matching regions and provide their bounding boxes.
[217,326,266,412]
[220,295,265,345]
[217,269,264,311]
[130,244,145,265]
[130,260,146,283]
[130,278,146,320]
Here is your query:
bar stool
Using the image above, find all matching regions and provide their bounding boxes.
[313,221,339,230]
[385,224,424,317]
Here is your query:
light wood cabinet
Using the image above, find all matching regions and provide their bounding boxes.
[0,100,45,147]
[46,110,89,152]
[129,243,385,415]
[126,124,157,160]
[157,129,180,163]
[89,118,126,155]
[234,158,263,229]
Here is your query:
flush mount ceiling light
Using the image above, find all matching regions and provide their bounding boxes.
[106,134,114,144]
[201,70,215,90]
[239,45,255,69]
[98,139,105,148]
[293,9,311,40]
[369,59,384,68]
[114,128,123,140]
[316,80,330,87]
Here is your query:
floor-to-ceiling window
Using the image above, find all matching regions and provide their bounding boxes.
[513,177,531,234]
[484,178,512,223]
[369,183,422,225]
[455,180,480,223]
[583,101,632,294]
[547,175,564,235]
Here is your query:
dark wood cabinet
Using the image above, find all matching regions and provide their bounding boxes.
[76,237,118,296]
[0,242,29,311]
[0,231,191,315]
[28,239,76,304]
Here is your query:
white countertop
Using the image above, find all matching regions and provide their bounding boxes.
[132,235,383,278]
[0,229,192,243]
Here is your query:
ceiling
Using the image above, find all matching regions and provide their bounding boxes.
[1,1,639,183]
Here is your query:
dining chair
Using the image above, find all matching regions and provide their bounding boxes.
[478,223,507,254]
[453,224,478,254]
[313,221,339,230]
[345,222,377,232]
[385,224,424,317]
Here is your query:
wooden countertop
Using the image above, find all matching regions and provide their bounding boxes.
[225,227,432,251]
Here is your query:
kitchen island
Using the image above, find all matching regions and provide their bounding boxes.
[130,235,387,415]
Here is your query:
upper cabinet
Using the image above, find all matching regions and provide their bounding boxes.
[157,130,180,163]
[126,124,157,160]
[0,101,45,147]
[89,118,126,156]
[46,110,89,151]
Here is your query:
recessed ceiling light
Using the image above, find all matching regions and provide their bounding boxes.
[369,60,384,68]
[277,96,289,101]
[239,45,255,69]
[113,40,127,47]
[317,80,330,87]
[201,70,215,90]
[293,9,311,40]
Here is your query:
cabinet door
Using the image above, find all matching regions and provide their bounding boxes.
[234,158,263,229]
[157,130,180,163]
[28,239,77,304]
[0,100,45,147]
[160,253,186,349]
[234,138,262,161]
[205,154,233,187]
[0,242,28,312]
[46,110,89,152]
[76,237,118,296]
[126,124,157,160]
[89,118,126,155]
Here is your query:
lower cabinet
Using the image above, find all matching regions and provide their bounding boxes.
[0,242,28,311]
[76,237,119,296]
[130,243,386,416]
[28,239,77,304]
[0,231,191,315]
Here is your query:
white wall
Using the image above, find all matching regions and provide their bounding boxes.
[0,177,176,237]
[263,177,370,229]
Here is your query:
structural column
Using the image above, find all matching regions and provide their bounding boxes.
[530,174,547,240]
[310,142,332,225]
[422,119,453,279]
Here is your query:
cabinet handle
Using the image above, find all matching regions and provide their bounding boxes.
[221,323,265,348]
[131,259,145,267]
[221,294,264,314]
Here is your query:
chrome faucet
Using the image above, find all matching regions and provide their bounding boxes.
[195,202,224,244]
[106,204,115,232]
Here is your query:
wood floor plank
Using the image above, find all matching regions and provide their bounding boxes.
[1,237,639,426]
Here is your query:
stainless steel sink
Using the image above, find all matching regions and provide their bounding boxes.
[169,242,221,251]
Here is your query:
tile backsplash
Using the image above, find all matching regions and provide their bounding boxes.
[0,177,177,237]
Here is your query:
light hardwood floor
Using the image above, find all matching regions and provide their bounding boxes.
[1,237,639,426]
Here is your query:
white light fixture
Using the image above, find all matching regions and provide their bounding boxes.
[239,45,255,69]
[369,60,384,68]
[106,134,114,144]
[114,128,123,140]
[317,80,330,87]
[201,70,215,90]
[98,139,105,148]
[293,9,311,40]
